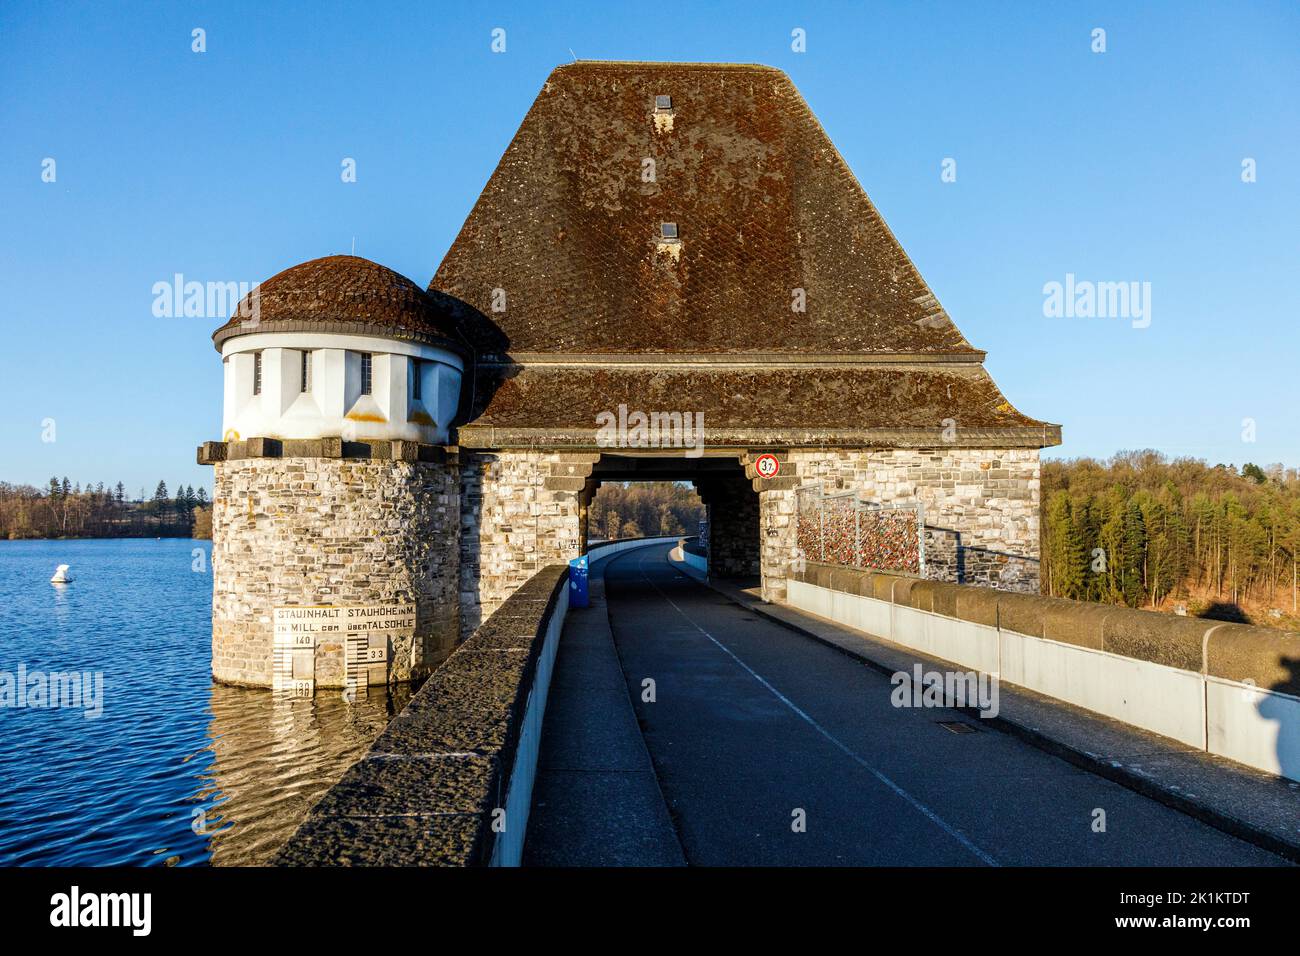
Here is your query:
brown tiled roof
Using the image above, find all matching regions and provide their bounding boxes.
[436,62,1059,449]
[431,62,977,358]
[212,255,467,354]
[458,364,1061,448]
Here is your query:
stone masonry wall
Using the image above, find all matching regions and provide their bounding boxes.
[212,457,460,687]
[760,448,1041,602]
[459,450,585,636]
[922,529,1042,592]
[699,472,761,577]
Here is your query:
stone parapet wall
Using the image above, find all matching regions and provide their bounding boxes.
[276,563,569,866]
[922,532,1040,593]
[212,456,460,687]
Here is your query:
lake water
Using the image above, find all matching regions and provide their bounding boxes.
[0,538,410,866]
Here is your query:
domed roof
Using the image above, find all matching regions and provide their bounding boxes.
[212,255,468,355]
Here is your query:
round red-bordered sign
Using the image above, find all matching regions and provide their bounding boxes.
[754,454,781,479]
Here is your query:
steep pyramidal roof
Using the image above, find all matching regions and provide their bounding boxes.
[432,61,973,358]
[431,61,1059,449]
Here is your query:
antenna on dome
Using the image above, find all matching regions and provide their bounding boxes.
[351,237,356,255]
[569,48,578,62]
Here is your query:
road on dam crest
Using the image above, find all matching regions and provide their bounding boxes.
[523,543,1286,866]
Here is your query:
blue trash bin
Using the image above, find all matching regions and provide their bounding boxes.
[568,554,589,608]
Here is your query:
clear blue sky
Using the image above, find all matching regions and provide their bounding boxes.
[2,1,1297,497]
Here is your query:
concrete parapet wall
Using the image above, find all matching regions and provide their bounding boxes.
[788,562,1300,782]
[673,536,709,573]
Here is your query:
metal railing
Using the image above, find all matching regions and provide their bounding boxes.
[794,484,925,577]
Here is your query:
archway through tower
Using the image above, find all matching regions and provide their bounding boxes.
[583,453,761,583]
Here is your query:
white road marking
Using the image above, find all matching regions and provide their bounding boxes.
[631,549,1000,867]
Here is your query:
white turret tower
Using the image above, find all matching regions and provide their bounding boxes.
[200,256,468,691]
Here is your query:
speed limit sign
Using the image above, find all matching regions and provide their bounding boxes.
[754,454,781,479]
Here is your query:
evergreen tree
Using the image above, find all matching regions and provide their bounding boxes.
[1120,500,1148,607]
[1096,496,1125,603]
[1045,493,1088,599]
[173,481,189,526]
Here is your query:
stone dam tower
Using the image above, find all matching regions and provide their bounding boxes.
[202,258,466,690]
[199,61,1060,690]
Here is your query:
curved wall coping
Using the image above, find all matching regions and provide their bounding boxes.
[794,561,1300,697]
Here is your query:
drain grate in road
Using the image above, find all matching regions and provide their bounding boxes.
[936,720,979,735]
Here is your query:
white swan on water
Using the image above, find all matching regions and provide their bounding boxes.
[50,564,73,584]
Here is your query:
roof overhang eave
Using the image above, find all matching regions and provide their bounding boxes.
[211,318,470,359]
[456,424,1064,451]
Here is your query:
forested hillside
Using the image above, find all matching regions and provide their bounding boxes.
[1041,451,1299,629]
[589,482,705,541]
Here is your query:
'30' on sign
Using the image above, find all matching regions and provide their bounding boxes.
[754,454,781,479]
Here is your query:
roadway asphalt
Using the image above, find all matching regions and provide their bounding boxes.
[525,543,1287,866]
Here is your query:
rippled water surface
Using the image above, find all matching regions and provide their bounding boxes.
[0,539,409,866]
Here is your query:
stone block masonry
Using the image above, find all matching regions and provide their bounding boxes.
[212,456,460,687]
[761,448,1041,602]
[208,445,1039,685]
[697,471,761,577]
[459,450,586,637]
